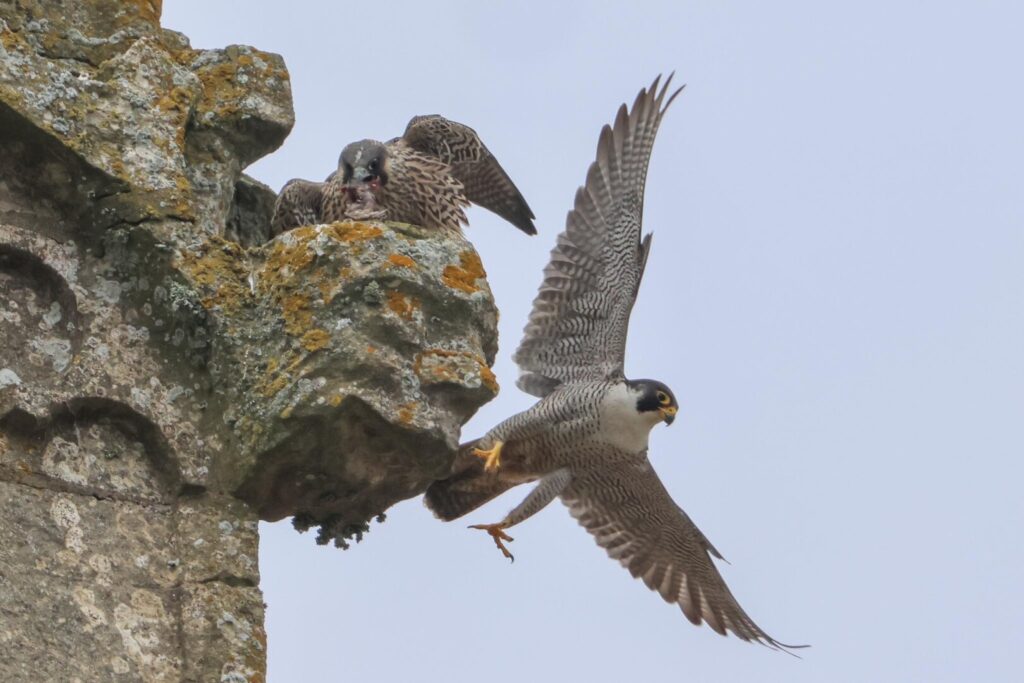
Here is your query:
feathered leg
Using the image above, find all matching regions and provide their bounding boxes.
[470,469,571,561]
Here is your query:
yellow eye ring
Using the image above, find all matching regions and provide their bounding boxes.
[657,391,670,405]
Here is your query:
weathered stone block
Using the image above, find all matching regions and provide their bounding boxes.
[1,0,504,678]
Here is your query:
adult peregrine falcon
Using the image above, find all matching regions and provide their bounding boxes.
[424,75,805,653]
[270,115,536,237]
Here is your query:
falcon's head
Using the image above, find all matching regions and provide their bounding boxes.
[627,379,678,425]
[339,140,389,193]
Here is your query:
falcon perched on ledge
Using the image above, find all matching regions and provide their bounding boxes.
[424,75,806,654]
[270,115,536,237]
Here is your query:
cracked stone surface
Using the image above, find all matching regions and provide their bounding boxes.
[0,1,500,681]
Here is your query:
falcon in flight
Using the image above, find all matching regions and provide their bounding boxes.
[270,115,536,237]
[424,75,805,653]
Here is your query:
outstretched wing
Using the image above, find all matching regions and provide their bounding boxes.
[270,178,324,237]
[403,115,537,235]
[513,75,682,397]
[561,456,806,653]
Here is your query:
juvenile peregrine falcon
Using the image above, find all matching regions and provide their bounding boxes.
[270,115,536,237]
[424,75,805,653]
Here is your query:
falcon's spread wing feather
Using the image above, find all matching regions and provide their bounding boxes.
[403,115,537,235]
[513,75,682,397]
[561,457,806,653]
[270,178,325,237]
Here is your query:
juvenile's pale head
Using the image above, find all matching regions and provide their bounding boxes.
[339,140,390,189]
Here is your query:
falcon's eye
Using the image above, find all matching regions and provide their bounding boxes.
[657,391,671,405]
[367,159,379,173]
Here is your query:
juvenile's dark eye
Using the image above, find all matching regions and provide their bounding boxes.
[367,159,379,173]
[657,391,670,405]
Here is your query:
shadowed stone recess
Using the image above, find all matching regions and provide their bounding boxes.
[1,1,499,680]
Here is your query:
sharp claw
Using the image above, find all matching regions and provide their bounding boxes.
[469,523,515,562]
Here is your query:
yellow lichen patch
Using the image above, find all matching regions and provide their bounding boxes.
[261,373,289,398]
[315,276,336,303]
[328,394,345,407]
[0,24,29,52]
[386,290,420,320]
[155,86,193,150]
[139,0,163,24]
[257,358,282,397]
[397,402,418,425]
[301,328,330,352]
[177,238,250,312]
[442,250,487,294]
[281,294,312,336]
[261,234,316,289]
[192,47,289,121]
[414,349,499,394]
[386,253,417,269]
[478,364,499,393]
[326,221,383,243]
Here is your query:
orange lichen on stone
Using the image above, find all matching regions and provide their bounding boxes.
[0,24,29,51]
[262,232,316,286]
[192,47,288,120]
[301,328,330,352]
[386,253,417,269]
[326,221,383,243]
[442,250,486,294]
[414,349,499,393]
[128,0,163,25]
[478,363,499,393]
[177,238,250,311]
[328,394,344,407]
[316,276,336,303]
[261,373,289,398]
[257,356,290,398]
[397,402,418,425]
[386,290,420,320]
[281,293,312,336]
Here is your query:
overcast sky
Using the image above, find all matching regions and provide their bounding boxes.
[165,3,1023,681]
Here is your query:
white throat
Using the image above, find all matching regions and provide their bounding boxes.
[596,383,662,453]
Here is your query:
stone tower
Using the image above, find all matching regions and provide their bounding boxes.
[0,2,499,680]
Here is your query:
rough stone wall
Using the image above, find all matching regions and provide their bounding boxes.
[0,2,499,681]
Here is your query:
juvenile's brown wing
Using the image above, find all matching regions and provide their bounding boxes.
[561,455,807,654]
[403,115,537,235]
[271,178,324,237]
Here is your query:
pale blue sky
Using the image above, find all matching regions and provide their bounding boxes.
[165,2,1023,681]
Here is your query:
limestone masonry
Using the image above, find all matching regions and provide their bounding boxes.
[0,1,499,680]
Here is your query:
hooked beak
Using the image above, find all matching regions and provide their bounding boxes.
[659,406,677,425]
[352,166,374,183]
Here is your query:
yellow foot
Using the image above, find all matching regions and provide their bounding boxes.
[469,523,515,562]
[472,440,504,473]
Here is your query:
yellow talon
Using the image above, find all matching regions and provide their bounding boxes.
[469,523,515,562]
[472,440,504,473]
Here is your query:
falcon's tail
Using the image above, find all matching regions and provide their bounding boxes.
[424,440,520,521]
